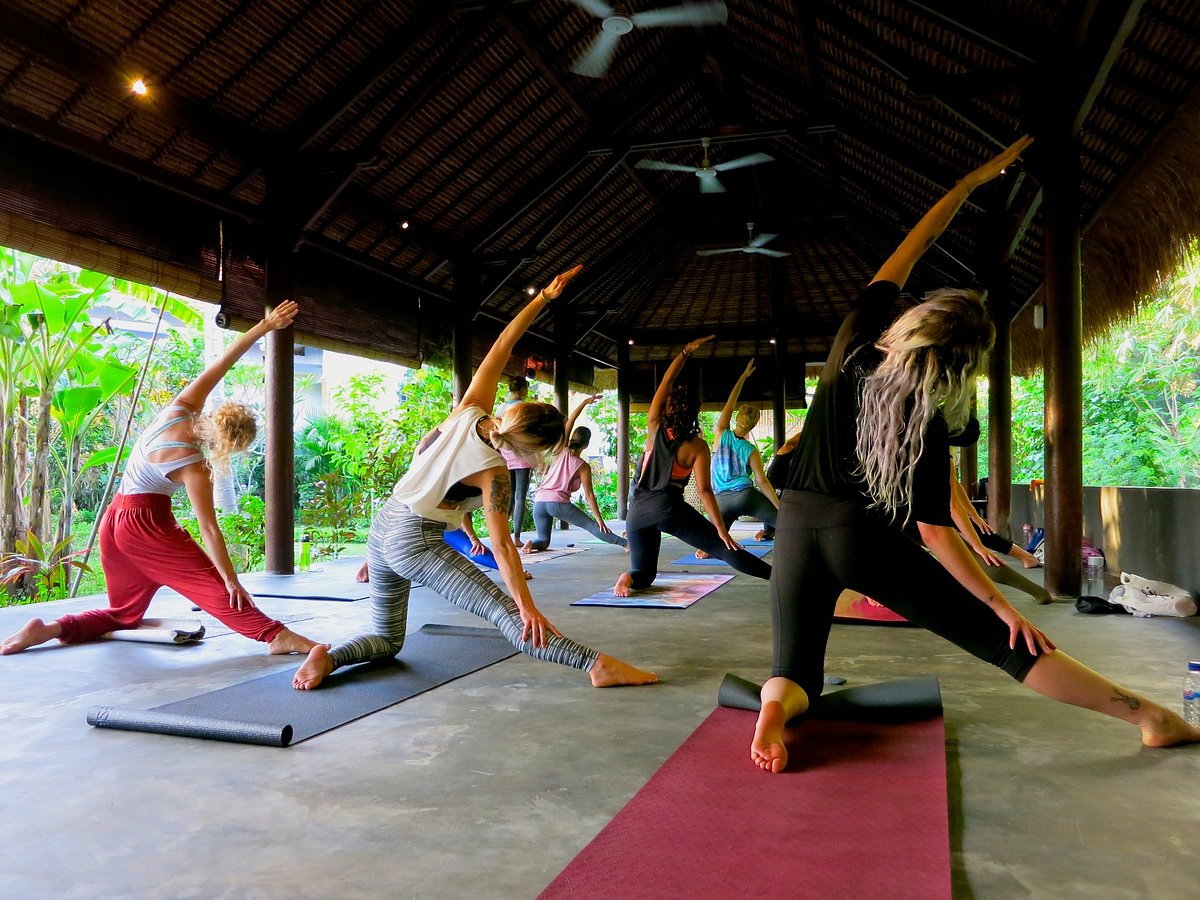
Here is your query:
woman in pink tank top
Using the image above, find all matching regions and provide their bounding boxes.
[522,394,627,553]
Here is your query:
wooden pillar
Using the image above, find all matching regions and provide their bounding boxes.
[554,307,574,417]
[452,257,480,405]
[1040,132,1085,597]
[771,341,787,450]
[263,247,295,575]
[961,395,979,495]
[986,279,1014,538]
[617,340,631,520]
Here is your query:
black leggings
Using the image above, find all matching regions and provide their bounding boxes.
[626,489,772,589]
[715,487,777,530]
[771,490,1039,699]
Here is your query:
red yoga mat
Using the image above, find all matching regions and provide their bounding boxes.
[540,708,950,900]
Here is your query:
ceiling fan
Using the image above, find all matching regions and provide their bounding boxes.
[635,137,773,194]
[696,222,790,258]
[570,0,728,79]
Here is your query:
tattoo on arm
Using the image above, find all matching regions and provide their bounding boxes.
[1111,690,1141,710]
[489,473,511,514]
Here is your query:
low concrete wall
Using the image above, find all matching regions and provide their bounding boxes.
[1008,484,1200,598]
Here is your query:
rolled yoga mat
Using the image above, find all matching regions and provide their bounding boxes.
[541,676,949,900]
[86,624,518,747]
[716,672,943,722]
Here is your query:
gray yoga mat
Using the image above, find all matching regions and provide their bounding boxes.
[235,569,369,601]
[717,673,943,722]
[87,624,518,747]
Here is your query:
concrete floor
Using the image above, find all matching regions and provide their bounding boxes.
[1,526,1198,899]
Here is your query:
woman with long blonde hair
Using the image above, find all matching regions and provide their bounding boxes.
[293,265,656,690]
[3,301,320,656]
[750,136,1199,773]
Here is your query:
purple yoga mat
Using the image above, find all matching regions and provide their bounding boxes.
[540,707,950,900]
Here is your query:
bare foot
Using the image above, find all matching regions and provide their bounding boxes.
[356,562,369,583]
[695,549,710,560]
[520,540,535,555]
[268,627,320,655]
[1138,704,1200,748]
[293,644,335,690]
[589,653,657,687]
[751,699,790,773]
[523,569,533,581]
[613,572,633,597]
[1,618,62,655]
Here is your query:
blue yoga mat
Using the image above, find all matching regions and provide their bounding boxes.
[669,545,772,567]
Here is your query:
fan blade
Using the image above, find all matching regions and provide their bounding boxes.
[571,29,623,78]
[711,152,774,172]
[698,174,727,194]
[748,247,790,258]
[635,159,700,173]
[696,247,744,256]
[571,0,615,18]
[748,232,778,248]
[632,1,728,29]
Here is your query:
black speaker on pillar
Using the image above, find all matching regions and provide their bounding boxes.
[214,308,231,328]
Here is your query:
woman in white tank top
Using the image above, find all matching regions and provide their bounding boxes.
[2,301,321,656]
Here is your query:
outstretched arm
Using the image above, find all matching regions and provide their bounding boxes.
[176,300,299,411]
[693,442,737,550]
[578,465,613,534]
[565,393,602,437]
[647,335,714,433]
[872,136,1033,290]
[180,464,254,610]
[716,358,755,439]
[458,265,583,415]
[748,450,781,511]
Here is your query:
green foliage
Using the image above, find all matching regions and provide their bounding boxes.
[300,472,360,561]
[978,247,1200,487]
[590,469,622,521]
[0,529,92,605]
[218,494,268,572]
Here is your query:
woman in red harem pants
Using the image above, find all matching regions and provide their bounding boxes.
[2,301,320,656]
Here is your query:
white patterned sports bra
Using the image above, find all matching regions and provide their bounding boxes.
[119,405,206,496]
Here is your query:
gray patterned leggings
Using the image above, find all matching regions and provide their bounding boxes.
[329,499,598,672]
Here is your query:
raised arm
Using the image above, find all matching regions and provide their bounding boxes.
[872,136,1033,289]
[716,358,755,439]
[175,300,299,411]
[647,335,714,432]
[457,265,583,415]
[565,393,602,437]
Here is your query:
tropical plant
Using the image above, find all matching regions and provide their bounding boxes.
[0,529,92,604]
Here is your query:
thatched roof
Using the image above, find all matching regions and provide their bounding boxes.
[1,1,1199,399]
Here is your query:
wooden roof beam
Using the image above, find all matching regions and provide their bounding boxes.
[466,58,695,254]
[891,0,1043,65]
[0,7,267,163]
[813,0,1016,150]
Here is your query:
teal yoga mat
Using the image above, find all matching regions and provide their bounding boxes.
[669,545,772,566]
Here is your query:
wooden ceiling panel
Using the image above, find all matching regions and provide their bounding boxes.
[0,0,1196,390]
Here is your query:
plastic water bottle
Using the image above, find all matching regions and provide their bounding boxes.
[1185,661,1200,727]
